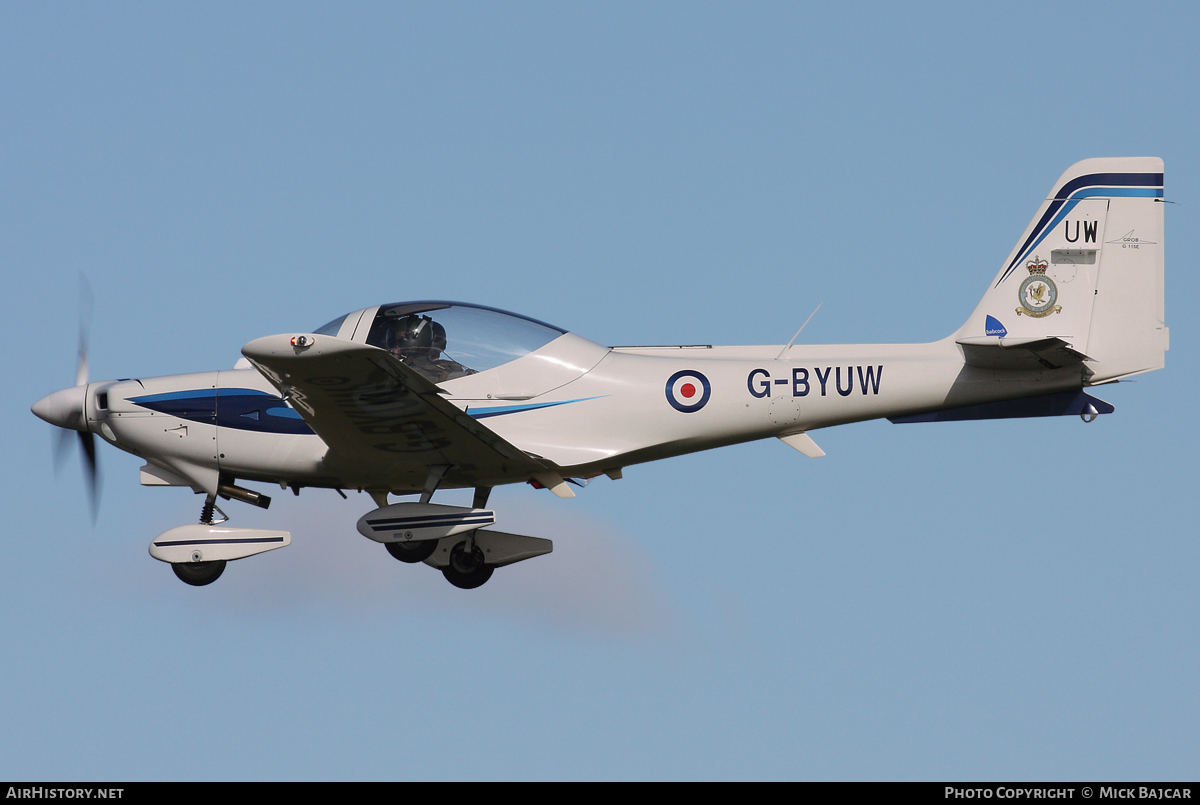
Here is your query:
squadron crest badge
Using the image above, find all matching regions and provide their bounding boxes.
[1015,256,1062,317]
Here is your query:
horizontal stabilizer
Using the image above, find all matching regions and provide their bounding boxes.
[888,389,1114,424]
[956,336,1090,371]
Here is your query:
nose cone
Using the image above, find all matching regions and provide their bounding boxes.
[32,385,88,431]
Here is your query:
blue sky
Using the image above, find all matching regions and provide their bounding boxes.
[2,2,1197,780]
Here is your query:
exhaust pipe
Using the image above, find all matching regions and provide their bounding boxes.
[218,482,272,509]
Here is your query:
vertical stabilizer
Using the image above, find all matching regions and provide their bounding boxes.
[957,158,1165,381]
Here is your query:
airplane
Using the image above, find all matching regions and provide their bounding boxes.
[32,157,1168,589]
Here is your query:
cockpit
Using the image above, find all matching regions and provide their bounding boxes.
[315,302,569,384]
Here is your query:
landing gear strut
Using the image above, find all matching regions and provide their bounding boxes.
[167,495,229,586]
[442,540,494,589]
[166,494,230,587]
[198,493,227,526]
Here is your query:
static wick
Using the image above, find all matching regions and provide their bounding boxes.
[776,302,822,360]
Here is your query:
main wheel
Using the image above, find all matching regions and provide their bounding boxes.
[441,541,494,589]
[385,539,438,564]
[172,560,226,587]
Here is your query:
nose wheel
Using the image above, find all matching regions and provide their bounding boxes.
[172,560,227,587]
[442,541,494,589]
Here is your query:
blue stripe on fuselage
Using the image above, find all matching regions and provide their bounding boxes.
[130,389,602,432]
[467,396,603,419]
[129,388,314,435]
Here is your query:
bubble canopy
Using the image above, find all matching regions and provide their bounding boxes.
[315,302,568,383]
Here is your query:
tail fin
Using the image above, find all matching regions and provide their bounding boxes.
[958,157,1166,382]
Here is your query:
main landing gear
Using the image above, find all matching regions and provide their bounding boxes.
[442,541,494,590]
[149,479,553,590]
[382,534,496,588]
[362,484,552,590]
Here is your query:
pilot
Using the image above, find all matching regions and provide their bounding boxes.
[385,315,434,361]
[385,315,473,382]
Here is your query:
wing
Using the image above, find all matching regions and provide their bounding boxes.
[241,334,546,492]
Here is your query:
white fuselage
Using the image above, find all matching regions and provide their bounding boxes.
[89,330,1078,495]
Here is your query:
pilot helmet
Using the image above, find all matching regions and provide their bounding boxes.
[387,315,435,351]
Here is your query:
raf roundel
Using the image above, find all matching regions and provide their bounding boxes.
[665,370,711,413]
